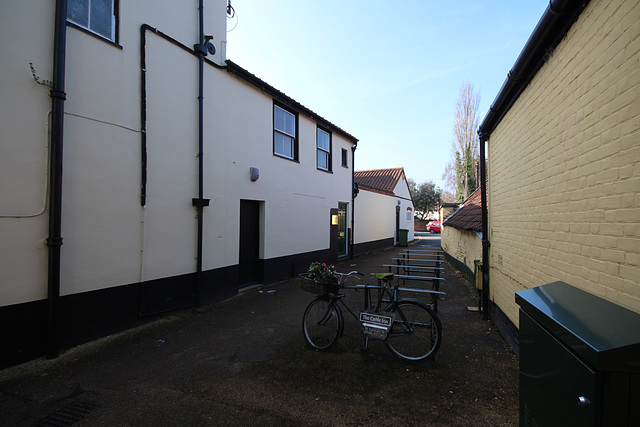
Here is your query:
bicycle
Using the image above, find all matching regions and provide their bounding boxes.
[300,270,443,362]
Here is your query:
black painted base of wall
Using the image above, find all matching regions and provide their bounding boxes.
[442,250,475,282]
[354,237,394,256]
[490,300,520,357]
[0,246,343,369]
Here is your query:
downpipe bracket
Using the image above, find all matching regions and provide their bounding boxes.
[192,198,210,207]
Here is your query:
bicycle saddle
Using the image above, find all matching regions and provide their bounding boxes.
[373,272,394,282]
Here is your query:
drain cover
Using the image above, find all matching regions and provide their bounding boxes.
[33,401,98,427]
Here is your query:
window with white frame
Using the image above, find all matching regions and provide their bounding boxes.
[274,105,297,160]
[317,128,331,171]
[67,0,116,42]
[406,207,413,221]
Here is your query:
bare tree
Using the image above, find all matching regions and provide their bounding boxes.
[443,83,480,202]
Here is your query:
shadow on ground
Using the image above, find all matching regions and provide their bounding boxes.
[0,240,518,426]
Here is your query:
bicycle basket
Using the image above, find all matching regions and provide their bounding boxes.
[298,273,339,295]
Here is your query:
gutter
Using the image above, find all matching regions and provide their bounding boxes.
[478,0,590,140]
[47,0,68,359]
[225,60,358,145]
[477,0,590,319]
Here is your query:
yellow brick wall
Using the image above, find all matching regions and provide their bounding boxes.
[488,0,640,328]
[441,226,483,276]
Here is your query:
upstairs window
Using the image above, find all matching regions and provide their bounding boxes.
[67,0,116,42]
[274,105,297,160]
[341,148,348,168]
[317,128,331,171]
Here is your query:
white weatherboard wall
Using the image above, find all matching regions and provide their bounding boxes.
[0,0,354,317]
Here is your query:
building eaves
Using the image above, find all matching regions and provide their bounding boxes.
[225,60,358,144]
[478,0,591,140]
[443,186,483,232]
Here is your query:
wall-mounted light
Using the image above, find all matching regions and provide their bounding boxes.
[250,167,259,181]
[331,214,339,225]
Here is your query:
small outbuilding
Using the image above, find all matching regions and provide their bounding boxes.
[353,168,415,254]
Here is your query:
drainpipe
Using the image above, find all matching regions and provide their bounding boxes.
[192,0,213,306]
[476,0,590,321]
[350,143,357,259]
[478,135,490,321]
[46,0,68,359]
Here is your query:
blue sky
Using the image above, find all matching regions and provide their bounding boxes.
[226,1,549,190]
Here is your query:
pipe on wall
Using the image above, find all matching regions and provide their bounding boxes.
[476,0,590,320]
[46,0,68,359]
[192,0,213,306]
[479,138,489,321]
[350,143,357,259]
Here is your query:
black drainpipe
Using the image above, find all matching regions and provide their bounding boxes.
[478,137,490,321]
[46,0,68,359]
[350,143,358,259]
[476,0,590,321]
[192,0,213,306]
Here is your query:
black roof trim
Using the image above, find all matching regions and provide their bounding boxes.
[478,0,591,141]
[225,60,358,144]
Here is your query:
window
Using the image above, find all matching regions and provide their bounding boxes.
[317,128,331,171]
[274,105,297,160]
[67,0,116,42]
[406,207,413,222]
[341,148,348,168]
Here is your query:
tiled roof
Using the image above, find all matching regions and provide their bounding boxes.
[354,168,404,196]
[443,186,483,231]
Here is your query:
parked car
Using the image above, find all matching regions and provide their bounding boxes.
[426,221,441,234]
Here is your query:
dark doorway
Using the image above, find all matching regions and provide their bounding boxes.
[337,203,348,257]
[239,200,262,287]
[395,205,400,246]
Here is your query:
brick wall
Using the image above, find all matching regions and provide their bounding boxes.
[488,0,640,327]
[441,226,482,279]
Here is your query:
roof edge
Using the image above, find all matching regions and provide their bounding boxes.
[478,0,591,141]
[225,60,358,144]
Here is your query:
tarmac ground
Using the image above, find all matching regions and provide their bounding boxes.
[0,234,519,426]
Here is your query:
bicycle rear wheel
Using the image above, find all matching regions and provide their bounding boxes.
[302,297,342,351]
[384,299,442,362]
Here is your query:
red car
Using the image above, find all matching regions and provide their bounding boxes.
[426,221,441,234]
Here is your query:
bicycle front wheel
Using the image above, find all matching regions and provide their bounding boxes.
[385,299,442,362]
[302,297,342,351]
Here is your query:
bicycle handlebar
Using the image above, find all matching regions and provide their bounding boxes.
[335,270,363,276]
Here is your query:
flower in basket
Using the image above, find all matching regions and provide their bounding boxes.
[307,261,337,283]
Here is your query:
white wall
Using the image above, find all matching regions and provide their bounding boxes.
[0,0,355,307]
[393,175,415,241]
[0,1,56,304]
[354,190,396,245]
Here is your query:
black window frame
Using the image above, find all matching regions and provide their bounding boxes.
[66,0,121,48]
[273,103,299,162]
[341,148,348,168]
[316,126,332,172]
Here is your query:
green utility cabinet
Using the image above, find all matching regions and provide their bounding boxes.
[516,282,640,426]
[398,229,408,247]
